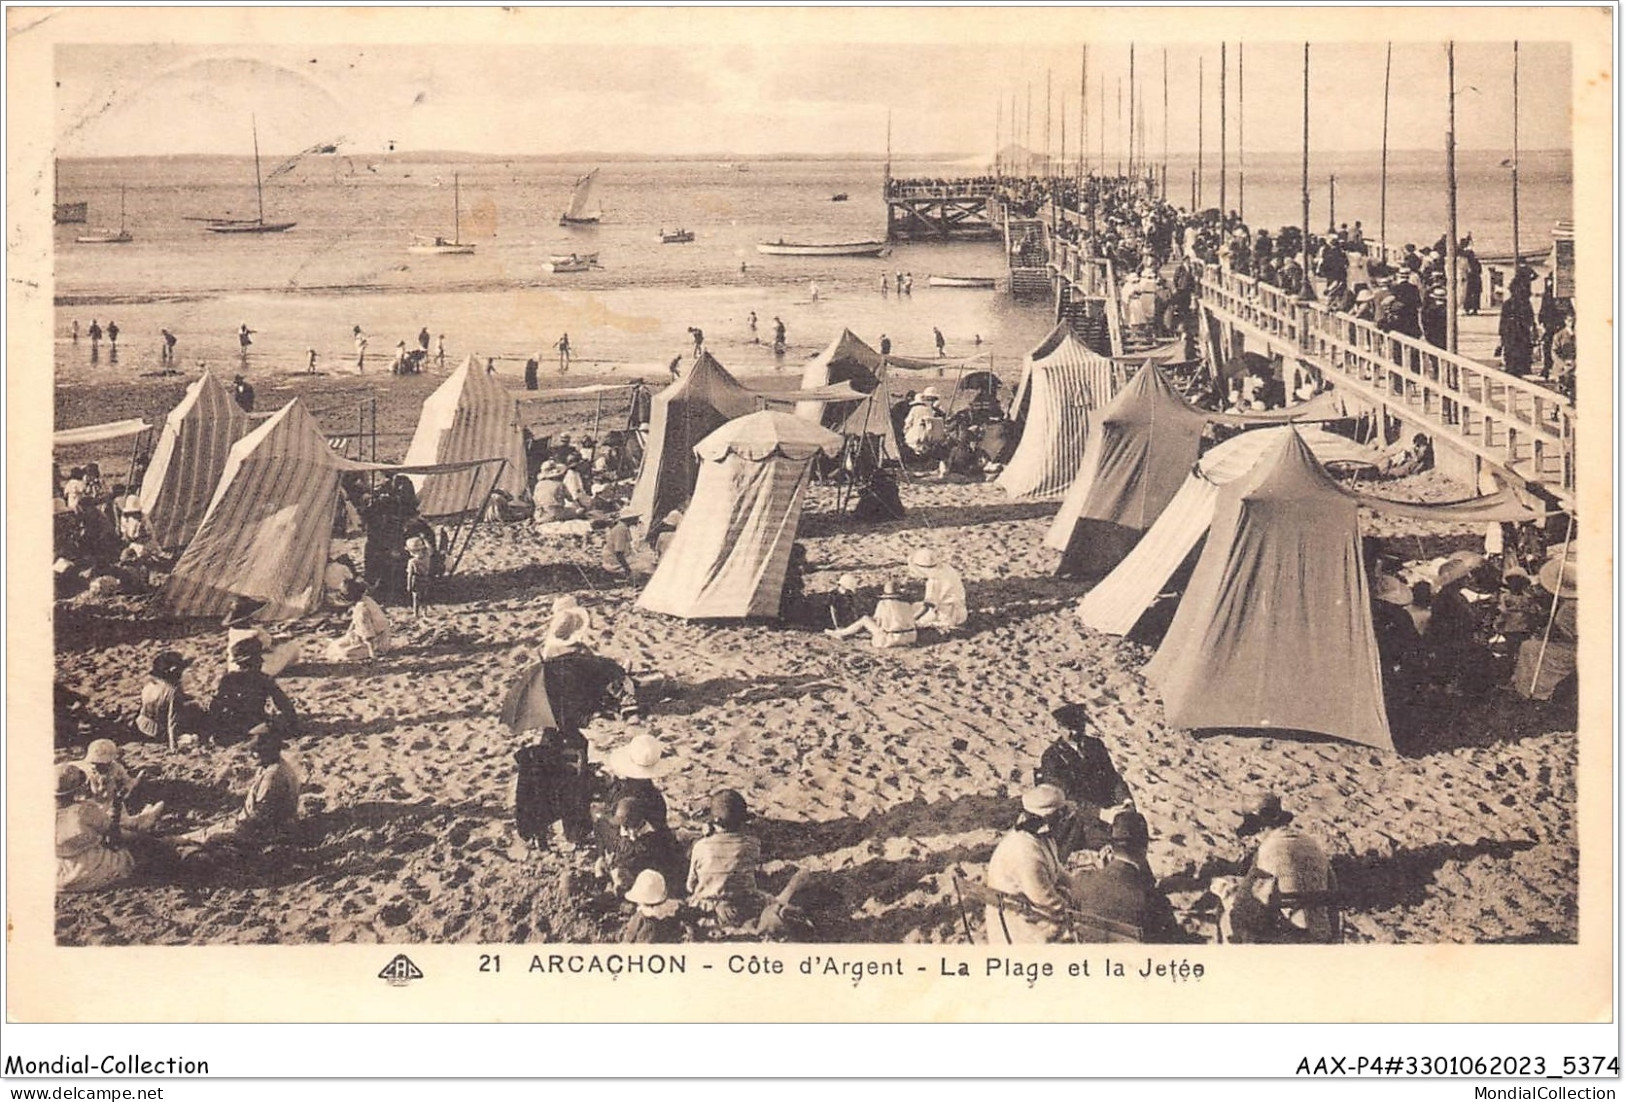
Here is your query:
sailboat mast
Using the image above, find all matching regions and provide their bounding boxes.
[1380,42,1392,252]
[1512,41,1521,265]
[1197,56,1204,209]
[1127,45,1135,184]
[1238,44,1245,221]
[119,185,126,233]
[1219,42,1227,217]
[1446,41,1460,353]
[1300,43,1310,299]
[454,174,461,243]
[252,115,265,225]
[1162,49,1169,200]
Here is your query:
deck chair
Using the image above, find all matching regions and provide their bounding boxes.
[951,872,1144,945]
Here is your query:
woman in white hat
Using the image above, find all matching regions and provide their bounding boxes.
[533,460,582,523]
[984,784,1074,944]
[1512,547,1578,702]
[902,387,946,460]
[542,594,594,662]
[907,547,967,634]
[57,765,139,893]
[326,578,392,662]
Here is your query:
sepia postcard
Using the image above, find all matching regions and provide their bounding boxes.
[5,5,1613,1031]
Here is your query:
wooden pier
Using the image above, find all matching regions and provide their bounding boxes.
[884,181,1000,241]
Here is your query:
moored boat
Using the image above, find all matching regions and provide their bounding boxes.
[544,255,595,273]
[830,193,849,202]
[559,168,603,225]
[927,274,999,289]
[76,186,133,244]
[548,251,598,265]
[756,239,886,257]
[202,116,296,234]
[407,174,476,255]
[659,229,695,244]
[54,201,88,225]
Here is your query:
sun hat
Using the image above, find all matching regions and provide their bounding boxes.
[624,869,670,907]
[1538,549,1578,599]
[85,738,120,765]
[221,595,268,628]
[909,548,940,571]
[1237,793,1294,837]
[920,387,941,402]
[607,734,674,779]
[1021,783,1069,817]
[836,573,859,592]
[120,494,144,515]
[1109,809,1152,847]
[661,510,685,528]
[1435,551,1487,589]
[151,650,192,678]
[405,535,430,555]
[537,460,567,480]
[57,764,88,798]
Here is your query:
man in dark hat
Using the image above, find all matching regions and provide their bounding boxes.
[222,595,300,676]
[1037,704,1133,856]
[207,636,300,746]
[1221,794,1338,944]
[1069,810,1184,943]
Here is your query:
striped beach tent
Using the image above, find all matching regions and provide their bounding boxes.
[627,351,757,536]
[637,411,843,620]
[1044,361,1210,577]
[402,355,528,518]
[138,371,253,550]
[157,399,351,621]
[995,325,1114,500]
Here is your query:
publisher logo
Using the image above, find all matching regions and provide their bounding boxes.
[378,954,424,987]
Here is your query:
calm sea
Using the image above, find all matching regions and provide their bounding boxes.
[52,150,1569,388]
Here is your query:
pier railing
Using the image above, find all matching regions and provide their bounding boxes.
[1197,266,1575,504]
[885,181,1000,200]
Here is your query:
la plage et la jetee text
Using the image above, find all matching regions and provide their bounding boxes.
[502,952,1204,988]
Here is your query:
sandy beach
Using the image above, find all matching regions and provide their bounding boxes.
[53,372,1578,946]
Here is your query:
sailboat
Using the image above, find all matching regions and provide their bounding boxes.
[75,186,133,244]
[203,116,297,234]
[408,173,476,254]
[558,168,603,225]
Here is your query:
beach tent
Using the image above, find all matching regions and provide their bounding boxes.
[1141,430,1395,750]
[1076,426,1381,634]
[1137,429,1542,750]
[158,399,492,621]
[627,351,758,533]
[1044,360,1209,575]
[402,355,528,518]
[996,324,1119,500]
[794,329,886,430]
[637,411,842,620]
[138,371,253,550]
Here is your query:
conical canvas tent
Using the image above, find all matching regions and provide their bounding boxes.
[627,351,758,534]
[637,411,842,620]
[158,399,496,621]
[158,400,354,621]
[795,329,885,430]
[402,355,528,517]
[138,371,253,550]
[1140,431,1394,750]
[996,325,1118,500]
[1076,426,1381,635]
[835,363,904,462]
[1045,361,1209,576]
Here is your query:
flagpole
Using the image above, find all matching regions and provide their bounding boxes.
[1446,41,1460,353]
[1300,42,1311,300]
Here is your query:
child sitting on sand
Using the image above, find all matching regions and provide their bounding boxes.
[326,579,392,662]
[620,870,690,944]
[825,581,917,649]
[135,650,204,751]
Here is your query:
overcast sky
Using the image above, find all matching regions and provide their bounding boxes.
[54,34,1573,160]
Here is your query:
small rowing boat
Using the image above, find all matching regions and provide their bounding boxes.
[548,251,598,265]
[659,229,695,244]
[830,193,849,202]
[544,255,594,273]
[757,239,886,258]
[927,274,999,289]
